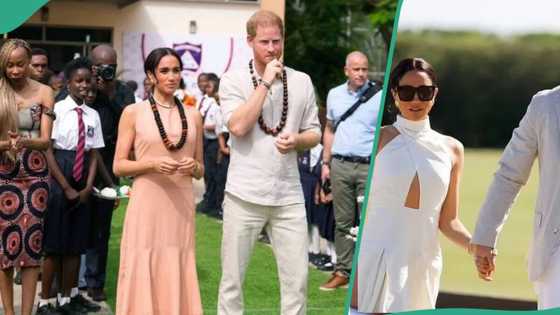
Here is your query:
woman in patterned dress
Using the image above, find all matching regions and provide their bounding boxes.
[0,39,54,315]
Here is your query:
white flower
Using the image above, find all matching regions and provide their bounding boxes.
[100,187,117,199]
[119,185,131,196]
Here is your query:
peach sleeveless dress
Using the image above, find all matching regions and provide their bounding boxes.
[116,102,202,315]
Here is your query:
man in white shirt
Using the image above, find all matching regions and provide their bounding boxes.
[218,10,321,315]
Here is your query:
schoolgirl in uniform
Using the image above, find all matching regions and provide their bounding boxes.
[38,57,104,314]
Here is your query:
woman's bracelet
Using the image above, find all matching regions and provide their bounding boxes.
[193,161,202,178]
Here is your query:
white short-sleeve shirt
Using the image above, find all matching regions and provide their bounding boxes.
[51,95,105,151]
[198,95,220,139]
[219,64,321,206]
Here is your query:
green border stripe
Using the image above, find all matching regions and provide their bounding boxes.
[0,0,49,33]
[343,0,405,312]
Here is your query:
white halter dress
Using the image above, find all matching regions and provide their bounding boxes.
[357,115,453,313]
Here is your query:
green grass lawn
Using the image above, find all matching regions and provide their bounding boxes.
[104,203,346,314]
[439,149,538,301]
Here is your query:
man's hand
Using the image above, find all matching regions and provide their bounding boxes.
[262,59,283,85]
[321,164,330,183]
[275,133,298,154]
[471,244,497,281]
[319,186,333,204]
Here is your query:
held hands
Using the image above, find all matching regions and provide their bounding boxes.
[275,133,298,154]
[262,59,283,85]
[470,244,497,281]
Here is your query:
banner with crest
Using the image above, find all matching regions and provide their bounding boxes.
[122,32,252,101]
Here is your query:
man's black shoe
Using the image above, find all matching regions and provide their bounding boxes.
[72,294,101,312]
[196,201,208,213]
[57,300,87,315]
[87,288,108,302]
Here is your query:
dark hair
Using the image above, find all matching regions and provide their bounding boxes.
[126,80,138,92]
[386,58,437,117]
[197,72,208,81]
[64,57,92,80]
[206,72,220,94]
[389,57,437,91]
[144,47,183,76]
[31,47,48,58]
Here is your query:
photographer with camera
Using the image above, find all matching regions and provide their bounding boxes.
[319,51,382,291]
[86,45,134,301]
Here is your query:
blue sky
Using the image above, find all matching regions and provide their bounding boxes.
[398,0,560,34]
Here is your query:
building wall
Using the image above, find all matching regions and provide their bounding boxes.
[26,0,268,66]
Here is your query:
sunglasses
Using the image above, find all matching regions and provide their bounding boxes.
[396,85,436,101]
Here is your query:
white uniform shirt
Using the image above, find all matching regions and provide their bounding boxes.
[198,95,220,139]
[51,95,105,151]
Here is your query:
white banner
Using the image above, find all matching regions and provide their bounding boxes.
[122,32,252,101]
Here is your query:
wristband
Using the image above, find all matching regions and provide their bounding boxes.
[260,79,272,90]
[321,160,330,167]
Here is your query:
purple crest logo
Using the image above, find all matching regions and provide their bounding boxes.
[173,41,203,72]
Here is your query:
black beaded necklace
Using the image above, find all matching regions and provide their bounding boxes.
[248,59,288,136]
[149,95,188,151]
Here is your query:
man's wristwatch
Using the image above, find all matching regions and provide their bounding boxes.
[321,160,330,167]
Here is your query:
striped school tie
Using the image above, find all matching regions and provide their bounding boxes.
[72,107,85,182]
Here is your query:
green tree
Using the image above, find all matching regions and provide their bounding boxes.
[389,30,560,147]
[285,0,398,104]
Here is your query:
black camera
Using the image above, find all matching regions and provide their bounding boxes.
[96,64,116,81]
[321,179,332,195]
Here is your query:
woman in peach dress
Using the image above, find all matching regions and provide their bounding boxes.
[113,48,204,315]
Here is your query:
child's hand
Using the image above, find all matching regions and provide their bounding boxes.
[63,187,80,202]
[79,188,91,204]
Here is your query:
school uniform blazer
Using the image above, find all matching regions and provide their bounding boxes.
[472,85,560,282]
